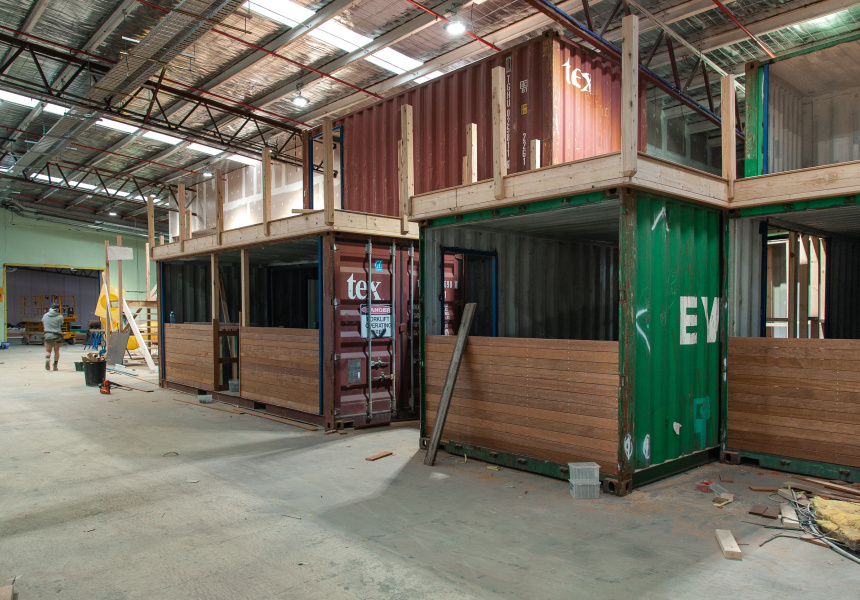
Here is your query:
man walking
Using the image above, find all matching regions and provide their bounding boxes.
[42,302,65,371]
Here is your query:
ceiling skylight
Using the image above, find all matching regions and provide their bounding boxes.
[43,103,69,115]
[245,0,313,28]
[311,21,373,52]
[0,90,38,108]
[143,131,183,145]
[188,142,222,155]
[415,70,445,84]
[366,48,423,75]
[228,154,261,166]
[96,118,139,134]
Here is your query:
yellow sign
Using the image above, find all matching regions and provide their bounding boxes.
[520,103,527,115]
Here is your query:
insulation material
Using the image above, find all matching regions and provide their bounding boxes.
[812,497,860,551]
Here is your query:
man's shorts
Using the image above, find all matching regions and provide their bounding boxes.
[44,337,64,348]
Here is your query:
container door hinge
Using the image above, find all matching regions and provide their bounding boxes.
[408,246,414,258]
[332,298,339,307]
[620,376,627,388]
[333,353,339,361]
[331,243,338,252]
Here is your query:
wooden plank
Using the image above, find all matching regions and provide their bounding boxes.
[621,14,639,177]
[262,146,272,235]
[400,104,414,234]
[425,303,476,466]
[798,234,809,338]
[0,585,13,600]
[323,118,334,226]
[147,195,155,250]
[215,169,224,245]
[178,183,186,249]
[116,235,123,330]
[721,75,737,199]
[491,66,506,201]
[530,139,540,171]
[103,246,112,341]
[715,529,742,560]
[240,248,250,327]
[366,451,393,461]
[732,160,860,207]
[788,232,797,338]
[466,122,478,183]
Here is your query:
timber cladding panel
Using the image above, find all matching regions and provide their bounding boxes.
[727,337,860,468]
[164,324,215,389]
[240,327,320,414]
[425,335,620,475]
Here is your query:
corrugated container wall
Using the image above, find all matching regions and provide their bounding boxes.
[728,218,764,337]
[621,193,722,473]
[825,237,860,339]
[767,75,803,174]
[338,33,634,217]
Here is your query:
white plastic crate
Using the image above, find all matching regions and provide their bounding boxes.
[567,462,600,483]
[569,481,600,499]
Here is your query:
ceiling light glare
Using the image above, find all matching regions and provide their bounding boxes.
[291,93,310,107]
[109,211,117,216]
[228,154,260,166]
[96,118,139,134]
[0,90,38,108]
[444,20,467,36]
[203,171,213,177]
[143,131,183,145]
[188,143,222,155]
[43,103,69,115]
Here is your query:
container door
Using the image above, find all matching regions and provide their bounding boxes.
[621,193,722,473]
[333,239,396,425]
[392,243,420,418]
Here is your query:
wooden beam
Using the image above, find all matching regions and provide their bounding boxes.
[529,139,541,170]
[732,160,860,207]
[116,235,123,331]
[178,183,186,250]
[787,231,797,338]
[798,234,809,339]
[809,236,820,329]
[465,122,478,183]
[211,253,219,327]
[491,66,507,200]
[262,146,272,235]
[819,238,826,338]
[103,245,112,341]
[400,104,414,234]
[0,585,14,600]
[146,195,155,249]
[715,529,742,560]
[215,169,224,245]
[424,302,476,467]
[145,242,151,301]
[323,117,335,226]
[721,74,737,199]
[240,247,250,328]
[185,208,192,239]
[621,14,639,177]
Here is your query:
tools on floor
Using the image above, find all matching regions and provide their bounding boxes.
[99,379,155,394]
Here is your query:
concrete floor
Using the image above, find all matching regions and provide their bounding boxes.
[0,344,856,599]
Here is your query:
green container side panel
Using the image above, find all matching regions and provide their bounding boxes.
[744,64,765,178]
[623,193,722,471]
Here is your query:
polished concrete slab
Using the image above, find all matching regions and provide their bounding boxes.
[0,344,856,599]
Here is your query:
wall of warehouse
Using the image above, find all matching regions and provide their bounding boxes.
[0,207,156,343]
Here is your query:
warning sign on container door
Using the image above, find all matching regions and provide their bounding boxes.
[360,304,392,339]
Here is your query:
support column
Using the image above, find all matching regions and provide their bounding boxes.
[400,104,414,234]
[621,14,639,177]
[116,235,123,332]
[465,122,477,183]
[215,169,224,245]
[240,248,250,328]
[491,66,507,200]
[721,75,737,199]
[323,118,335,226]
[178,184,186,250]
[262,147,272,235]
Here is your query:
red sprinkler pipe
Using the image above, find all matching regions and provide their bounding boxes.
[134,0,383,99]
[710,0,775,59]
[402,0,501,51]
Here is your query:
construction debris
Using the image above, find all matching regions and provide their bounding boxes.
[365,452,393,461]
[715,529,742,560]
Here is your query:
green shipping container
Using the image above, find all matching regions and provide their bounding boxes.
[619,192,723,484]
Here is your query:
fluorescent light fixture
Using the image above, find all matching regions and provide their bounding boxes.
[96,118,139,134]
[187,142,222,155]
[122,36,140,44]
[203,171,213,177]
[43,103,69,115]
[366,48,423,75]
[228,154,260,166]
[105,188,130,197]
[71,182,97,190]
[245,0,313,27]
[310,21,372,52]
[0,166,10,173]
[0,90,38,108]
[109,211,117,216]
[415,70,445,84]
[143,130,183,145]
[444,20,467,36]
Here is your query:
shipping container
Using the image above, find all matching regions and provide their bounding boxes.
[744,37,860,177]
[420,189,724,495]
[159,232,419,428]
[316,32,646,217]
[725,197,860,483]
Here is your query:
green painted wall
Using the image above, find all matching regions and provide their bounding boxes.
[1,207,155,342]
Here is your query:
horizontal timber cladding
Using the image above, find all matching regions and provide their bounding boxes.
[425,335,620,475]
[163,323,215,390]
[727,337,860,468]
[240,327,320,415]
[338,32,638,217]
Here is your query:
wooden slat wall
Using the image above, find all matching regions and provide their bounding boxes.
[728,337,860,468]
[240,327,320,414]
[425,336,620,474]
[164,323,215,390]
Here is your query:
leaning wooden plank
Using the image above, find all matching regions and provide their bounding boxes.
[792,475,860,498]
[366,452,393,461]
[424,303,477,467]
[715,529,742,560]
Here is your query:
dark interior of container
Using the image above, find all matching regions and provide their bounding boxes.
[162,255,212,324]
[730,207,860,339]
[247,238,320,328]
[425,199,620,341]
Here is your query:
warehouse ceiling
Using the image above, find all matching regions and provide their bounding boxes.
[0,0,857,234]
